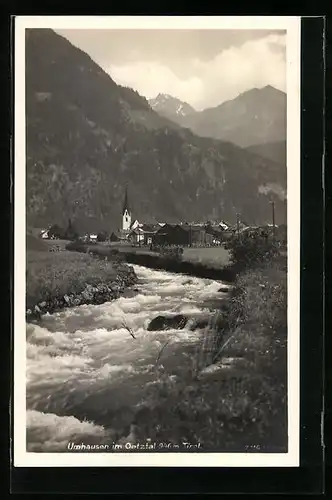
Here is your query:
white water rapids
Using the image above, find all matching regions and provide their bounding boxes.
[26,265,227,452]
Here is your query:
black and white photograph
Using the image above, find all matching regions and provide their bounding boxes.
[14,16,301,467]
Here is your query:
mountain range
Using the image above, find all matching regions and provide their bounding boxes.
[148,86,286,151]
[149,94,196,120]
[26,29,286,234]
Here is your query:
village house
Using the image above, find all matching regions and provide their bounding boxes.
[129,224,158,246]
[219,221,229,230]
[40,228,50,239]
[116,188,232,247]
[181,224,215,246]
[82,233,98,243]
[153,223,190,246]
[39,224,66,240]
[130,219,141,231]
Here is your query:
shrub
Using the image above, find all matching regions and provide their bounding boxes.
[48,224,65,239]
[64,219,79,241]
[65,240,86,253]
[109,248,120,257]
[97,231,108,242]
[153,245,184,259]
[224,230,280,270]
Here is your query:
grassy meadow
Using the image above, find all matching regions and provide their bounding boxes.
[182,246,231,268]
[26,235,121,310]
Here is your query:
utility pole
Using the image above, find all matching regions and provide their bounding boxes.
[271,201,276,242]
[236,213,240,239]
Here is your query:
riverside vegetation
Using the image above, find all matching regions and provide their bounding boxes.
[26,235,137,320]
[130,233,287,452]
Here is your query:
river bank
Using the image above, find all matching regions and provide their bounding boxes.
[66,242,236,283]
[26,237,232,322]
[26,265,228,452]
[122,250,235,282]
[26,239,138,321]
[133,257,288,452]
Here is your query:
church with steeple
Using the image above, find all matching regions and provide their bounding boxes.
[117,187,163,244]
[121,186,132,235]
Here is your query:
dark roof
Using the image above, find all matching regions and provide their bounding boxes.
[110,232,120,241]
[141,224,157,232]
[156,223,176,234]
[130,224,158,234]
[205,226,224,237]
[182,224,206,232]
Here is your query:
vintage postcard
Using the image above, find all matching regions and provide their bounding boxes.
[14,16,301,467]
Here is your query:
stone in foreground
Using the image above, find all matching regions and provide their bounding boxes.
[147,314,188,331]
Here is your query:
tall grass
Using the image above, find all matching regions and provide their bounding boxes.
[134,235,287,452]
[182,246,231,269]
[65,240,125,261]
[26,250,120,309]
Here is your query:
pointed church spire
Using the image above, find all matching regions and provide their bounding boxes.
[123,186,130,215]
[122,186,132,232]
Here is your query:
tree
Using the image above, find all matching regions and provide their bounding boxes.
[97,231,108,242]
[64,218,79,241]
[48,224,65,239]
[224,230,280,270]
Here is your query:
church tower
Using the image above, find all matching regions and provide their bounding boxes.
[122,187,132,232]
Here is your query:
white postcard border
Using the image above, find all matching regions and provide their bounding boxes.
[14,15,301,467]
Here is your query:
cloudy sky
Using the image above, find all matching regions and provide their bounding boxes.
[56,29,286,110]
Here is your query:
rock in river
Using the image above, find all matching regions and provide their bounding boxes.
[147,314,188,331]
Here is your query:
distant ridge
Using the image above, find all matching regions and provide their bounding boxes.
[151,85,286,148]
[149,94,196,120]
[245,140,286,166]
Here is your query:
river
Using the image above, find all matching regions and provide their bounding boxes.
[26,265,228,452]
